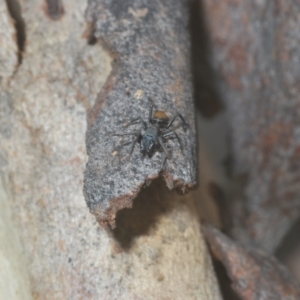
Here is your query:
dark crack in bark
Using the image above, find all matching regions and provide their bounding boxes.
[44,0,65,20]
[4,0,26,65]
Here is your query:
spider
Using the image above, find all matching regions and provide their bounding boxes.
[113,102,188,161]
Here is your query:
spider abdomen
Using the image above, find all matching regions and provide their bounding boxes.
[140,127,158,158]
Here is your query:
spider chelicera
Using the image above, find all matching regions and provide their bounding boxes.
[113,102,188,161]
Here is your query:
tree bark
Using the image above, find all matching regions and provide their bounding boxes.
[202,0,300,253]
[0,0,221,299]
[84,0,197,227]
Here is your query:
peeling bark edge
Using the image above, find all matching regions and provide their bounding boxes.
[203,223,300,299]
[83,0,197,227]
[88,171,196,228]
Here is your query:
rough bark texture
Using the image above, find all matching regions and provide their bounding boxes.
[203,223,300,300]
[0,0,221,299]
[202,0,300,252]
[84,0,197,227]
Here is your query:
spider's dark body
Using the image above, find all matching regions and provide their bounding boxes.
[113,102,188,161]
[140,126,158,158]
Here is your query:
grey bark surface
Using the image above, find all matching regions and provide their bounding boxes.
[202,0,300,252]
[0,0,221,299]
[84,0,197,227]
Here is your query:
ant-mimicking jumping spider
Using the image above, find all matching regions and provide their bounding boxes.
[113,101,188,161]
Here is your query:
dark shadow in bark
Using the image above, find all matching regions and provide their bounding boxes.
[111,178,173,249]
[44,0,65,20]
[4,0,26,64]
[275,216,300,276]
[212,259,240,300]
[189,0,224,118]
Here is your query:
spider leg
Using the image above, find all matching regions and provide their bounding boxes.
[125,117,147,130]
[161,152,168,169]
[113,131,141,160]
[162,131,183,152]
[115,140,132,150]
[148,100,154,123]
[128,134,140,158]
[165,113,188,131]
[112,131,141,137]
[158,137,170,159]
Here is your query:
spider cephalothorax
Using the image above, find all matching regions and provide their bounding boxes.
[113,101,188,161]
